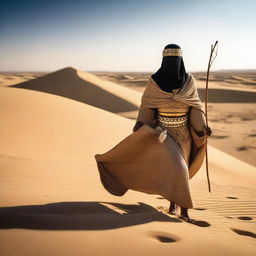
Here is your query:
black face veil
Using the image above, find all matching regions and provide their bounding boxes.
[151,44,188,93]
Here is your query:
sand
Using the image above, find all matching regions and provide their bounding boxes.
[0,68,255,255]
[0,72,45,86]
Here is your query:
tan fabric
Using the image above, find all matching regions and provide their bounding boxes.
[95,125,193,208]
[136,74,208,178]
[94,73,208,208]
[147,74,203,107]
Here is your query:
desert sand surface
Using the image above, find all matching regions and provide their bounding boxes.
[0,72,45,86]
[0,68,255,255]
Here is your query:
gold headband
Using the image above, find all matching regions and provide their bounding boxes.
[163,48,182,57]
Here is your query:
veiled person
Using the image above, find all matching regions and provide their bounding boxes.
[95,43,212,223]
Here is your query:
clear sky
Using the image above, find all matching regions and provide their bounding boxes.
[0,0,255,72]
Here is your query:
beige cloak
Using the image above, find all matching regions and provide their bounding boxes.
[95,73,208,208]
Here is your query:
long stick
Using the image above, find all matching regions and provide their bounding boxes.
[205,41,218,193]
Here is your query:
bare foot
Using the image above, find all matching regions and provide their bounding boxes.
[178,207,195,223]
[168,201,176,215]
[180,207,189,218]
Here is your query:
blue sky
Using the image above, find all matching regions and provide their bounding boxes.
[0,0,255,72]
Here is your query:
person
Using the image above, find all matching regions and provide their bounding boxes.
[95,43,212,224]
[133,43,212,222]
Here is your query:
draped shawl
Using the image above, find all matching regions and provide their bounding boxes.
[136,73,208,178]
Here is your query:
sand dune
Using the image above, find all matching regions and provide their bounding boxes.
[196,88,256,103]
[0,72,45,86]
[193,70,256,89]
[0,86,255,256]
[0,86,133,160]
[11,67,140,113]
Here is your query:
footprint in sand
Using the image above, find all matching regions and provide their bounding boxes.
[146,231,180,243]
[238,216,253,221]
[230,228,256,239]
[226,196,238,199]
[237,146,249,151]
[194,207,207,211]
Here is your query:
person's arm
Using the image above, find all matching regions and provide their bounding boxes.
[133,78,158,132]
[133,106,157,132]
[188,74,212,137]
[189,107,212,137]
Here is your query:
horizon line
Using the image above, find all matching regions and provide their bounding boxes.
[0,68,256,73]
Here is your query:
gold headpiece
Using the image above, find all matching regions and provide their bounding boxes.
[163,48,182,57]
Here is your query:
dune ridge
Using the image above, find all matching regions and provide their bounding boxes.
[11,67,141,113]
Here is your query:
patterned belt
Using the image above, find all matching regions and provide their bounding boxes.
[157,114,188,127]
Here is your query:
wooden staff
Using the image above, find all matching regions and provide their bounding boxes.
[205,41,218,192]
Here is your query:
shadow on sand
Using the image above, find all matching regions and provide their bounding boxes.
[0,201,184,230]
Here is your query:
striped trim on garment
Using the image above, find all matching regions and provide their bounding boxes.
[157,114,188,128]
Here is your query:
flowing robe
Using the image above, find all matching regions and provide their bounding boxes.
[95,73,208,208]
